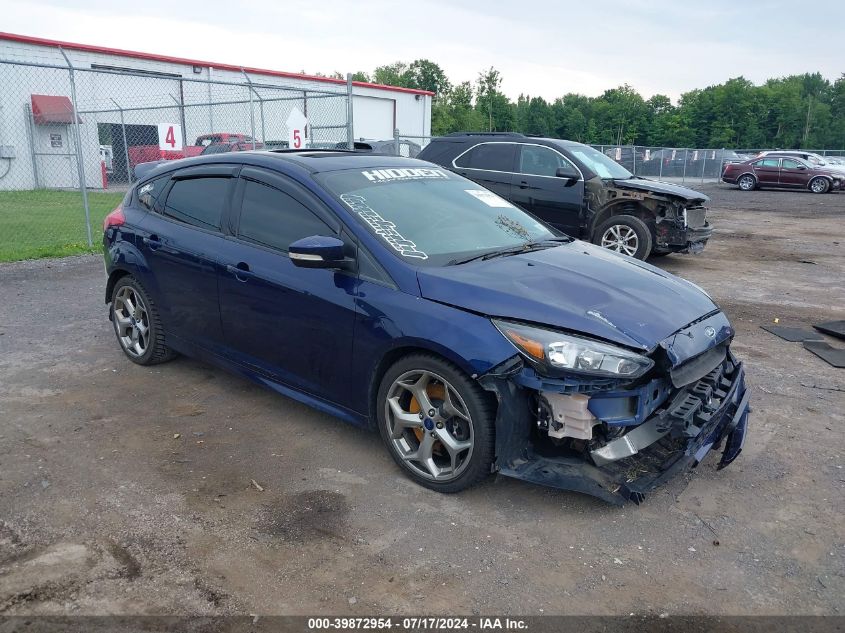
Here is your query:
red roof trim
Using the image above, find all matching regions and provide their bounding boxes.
[0,32,435,96]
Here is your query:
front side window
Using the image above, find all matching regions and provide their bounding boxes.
[454,143,516,172]
[163,177,229,230]
[782,159,805,169]
[316,167,557,267]
[518,145,577,177]
[237,179,332,252]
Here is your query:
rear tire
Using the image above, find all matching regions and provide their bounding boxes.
[809,177,829,194]
[110,276,175,366]
[737,174,756,191]
[376,353,495,493]
[594,215,653,260]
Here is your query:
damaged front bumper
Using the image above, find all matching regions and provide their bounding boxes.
[654,221,713,254]
[479,351,750,505]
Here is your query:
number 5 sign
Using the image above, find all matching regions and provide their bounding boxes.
[158,123,183,151]
[286,108,308,149]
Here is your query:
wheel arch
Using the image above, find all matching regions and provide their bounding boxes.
[105,268,132,304]
[736,172,757,187]
[589,201,655,241]
[366,343,493,430]
[807,175,833,190]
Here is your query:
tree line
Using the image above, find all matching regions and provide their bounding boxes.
[344,61,845,149]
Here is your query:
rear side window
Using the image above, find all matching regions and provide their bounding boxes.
[454,143,516,172]
[163,177,229,230]
[137,176,168,211]
[237,179,332,252]
[754,158,780,167]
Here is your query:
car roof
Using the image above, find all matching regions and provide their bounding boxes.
[136,150,438,181]
[432,132,591,151]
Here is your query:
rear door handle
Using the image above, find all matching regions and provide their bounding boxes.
[519,180,529,189]
[226,263,254,281]
[143,235,162,250]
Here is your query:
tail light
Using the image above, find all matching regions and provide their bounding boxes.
[103,205,125,231]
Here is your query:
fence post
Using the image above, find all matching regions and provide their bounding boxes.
[346,73,355,150]
[682,149,688,183]
[241,69,257,149]
[701,150,707,184]
[632,145,636,176]
[394,128,400,155]
[111,100,132,184]
[718,148,725,184]
[59,47,93,249]
[25,103,40,189]
[659,150,664,179]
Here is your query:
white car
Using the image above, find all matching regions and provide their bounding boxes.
[757,150,845,175]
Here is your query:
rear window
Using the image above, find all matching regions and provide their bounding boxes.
[454,143,516,172]
[163,177,229,230]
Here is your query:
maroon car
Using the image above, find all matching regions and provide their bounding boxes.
[722,156,843,193]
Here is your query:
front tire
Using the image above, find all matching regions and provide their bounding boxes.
[111,276,175,365]
[737,174,757,191]
[594,215,653,259]
[809,177,829,194]
[376,353,495,493]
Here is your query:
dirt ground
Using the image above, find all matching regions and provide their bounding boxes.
[0,183,843,617]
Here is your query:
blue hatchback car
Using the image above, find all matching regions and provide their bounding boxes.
[103,150,750,504]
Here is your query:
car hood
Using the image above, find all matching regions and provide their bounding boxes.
[613,178,709,203]
[416,241,719,351]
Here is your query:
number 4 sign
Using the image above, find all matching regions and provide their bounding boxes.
[286,108,308,149]
[158,123,184,151]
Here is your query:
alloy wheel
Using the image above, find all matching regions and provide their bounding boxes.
[113,286,150,357]
[810,178,828,193]
[600,224,639,256]
[384,369,474,482]
[738,175,755,191]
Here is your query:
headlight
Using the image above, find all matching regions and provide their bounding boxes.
[492,320,653,379]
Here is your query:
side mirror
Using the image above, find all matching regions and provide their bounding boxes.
[289,235,353,270]
[555,167,579,187]
[797,165,807,170]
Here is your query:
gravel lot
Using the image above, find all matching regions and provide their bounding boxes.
[0,184,843,616]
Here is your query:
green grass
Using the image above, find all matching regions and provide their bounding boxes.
[0,189,125,262]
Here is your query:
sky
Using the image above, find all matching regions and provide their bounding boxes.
[0,0,842,102]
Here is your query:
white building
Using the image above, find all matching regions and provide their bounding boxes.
[0,32,432,190]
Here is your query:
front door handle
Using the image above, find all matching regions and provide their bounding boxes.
[226,262,254,281]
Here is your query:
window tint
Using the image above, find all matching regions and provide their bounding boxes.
[237,179,332,252]
[754,158,780,167]
[163,177,229,230]
[137,176,168,211]
[518,145,576,177]
[782,159,804,169]
[454,143,515,172]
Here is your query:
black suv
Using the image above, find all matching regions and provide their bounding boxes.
[418,133,712,259]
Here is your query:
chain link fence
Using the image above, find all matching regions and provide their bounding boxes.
[393,133,845,185]
[0,54,353,262]
[591,145,845,183]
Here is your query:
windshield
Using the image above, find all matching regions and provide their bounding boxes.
[316,167,559,267]
[567,145,633,179]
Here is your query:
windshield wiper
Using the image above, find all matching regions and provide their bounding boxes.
[447,237,571,266]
